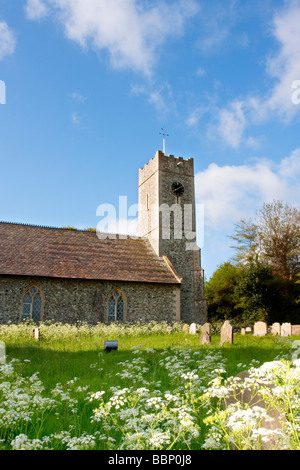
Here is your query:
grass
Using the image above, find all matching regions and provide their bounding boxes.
[5,331,291,388]
[3,330,292,401]
[0,322,298,450]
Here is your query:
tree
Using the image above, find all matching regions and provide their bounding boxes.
[258,201,300,279]
[205,263,241,323]
[234,263,273,324]
[231,200,300,280]
[230,218,259,265]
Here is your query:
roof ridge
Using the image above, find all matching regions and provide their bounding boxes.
[0,221,145,239]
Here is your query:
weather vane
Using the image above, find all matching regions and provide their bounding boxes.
[160,128,169,155]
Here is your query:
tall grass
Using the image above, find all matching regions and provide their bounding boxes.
[0,321,298,450]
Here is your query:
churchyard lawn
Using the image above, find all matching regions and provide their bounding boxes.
[0,321,299,450]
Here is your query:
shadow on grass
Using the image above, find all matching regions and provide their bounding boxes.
[4,333,293,391]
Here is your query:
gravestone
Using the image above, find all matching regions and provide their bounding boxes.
[31,328,40,341]
[292,325,300,336]
[271,323,281,336]
[281,323,292,337]
[220,320,233,345]
[182,324,189,334]
[224,370,287,450]
[201,323,211,335]
[189,323,197,335]
[200,331,211,344]
[200,323,211,345]
[253,321,267,336]
[241,328,246,335]
[245,327,252,334]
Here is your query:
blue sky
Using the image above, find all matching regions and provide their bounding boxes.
[0,0,300,279]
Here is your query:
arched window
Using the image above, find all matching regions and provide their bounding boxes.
[20,286,44,322]
[107,290,126,322]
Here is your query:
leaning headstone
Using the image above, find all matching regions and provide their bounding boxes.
[271,323,281,336]
[220,320,233,345]
[200,323,211,344]
[253,321,267,336]
[200,331,211,345]
[189,323,197,335]
[281,323,292,337]
[201,323,211,335]
[182,324,189,334]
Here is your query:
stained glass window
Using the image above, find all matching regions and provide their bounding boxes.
[21,287,43,322]
[108,296,116,322]
[32,294,42,322]
[22,294,32,320]
[116,297,124,321]
[108,291,125,322]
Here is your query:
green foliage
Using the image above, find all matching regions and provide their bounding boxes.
[206,262,300,325]
[205,263,241,323]
[234,264,272,324]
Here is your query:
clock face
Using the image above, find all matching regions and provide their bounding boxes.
[171,182,184,197]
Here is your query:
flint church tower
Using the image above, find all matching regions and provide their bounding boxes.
[138,150,207,324]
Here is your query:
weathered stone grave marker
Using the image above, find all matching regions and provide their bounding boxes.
[271,323,281,336]
[189,323,197,335]
[281,323,292,337]
[220,320,233,345]
[224,370,287,450]
[253,321,267,336]
[200,323,211,344]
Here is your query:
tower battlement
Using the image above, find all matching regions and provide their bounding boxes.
[139,151,194,187]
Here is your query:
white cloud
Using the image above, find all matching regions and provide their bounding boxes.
[210,2,300,148]
[131,81,176,116]
[217,101,246,149]
[70,92,87,103]
[195,149,300,231]
[25,0,198,75]
[71,112,80,125]
[265,2,300,119]
[279,148,300,180]
[245,136,263,150]
[0,20,16,60]
[196,67,206,77]
[24,0,49,20]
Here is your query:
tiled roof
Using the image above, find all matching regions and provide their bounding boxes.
[0,222,181,284]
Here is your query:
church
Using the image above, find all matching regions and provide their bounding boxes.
[0,151,207,325]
